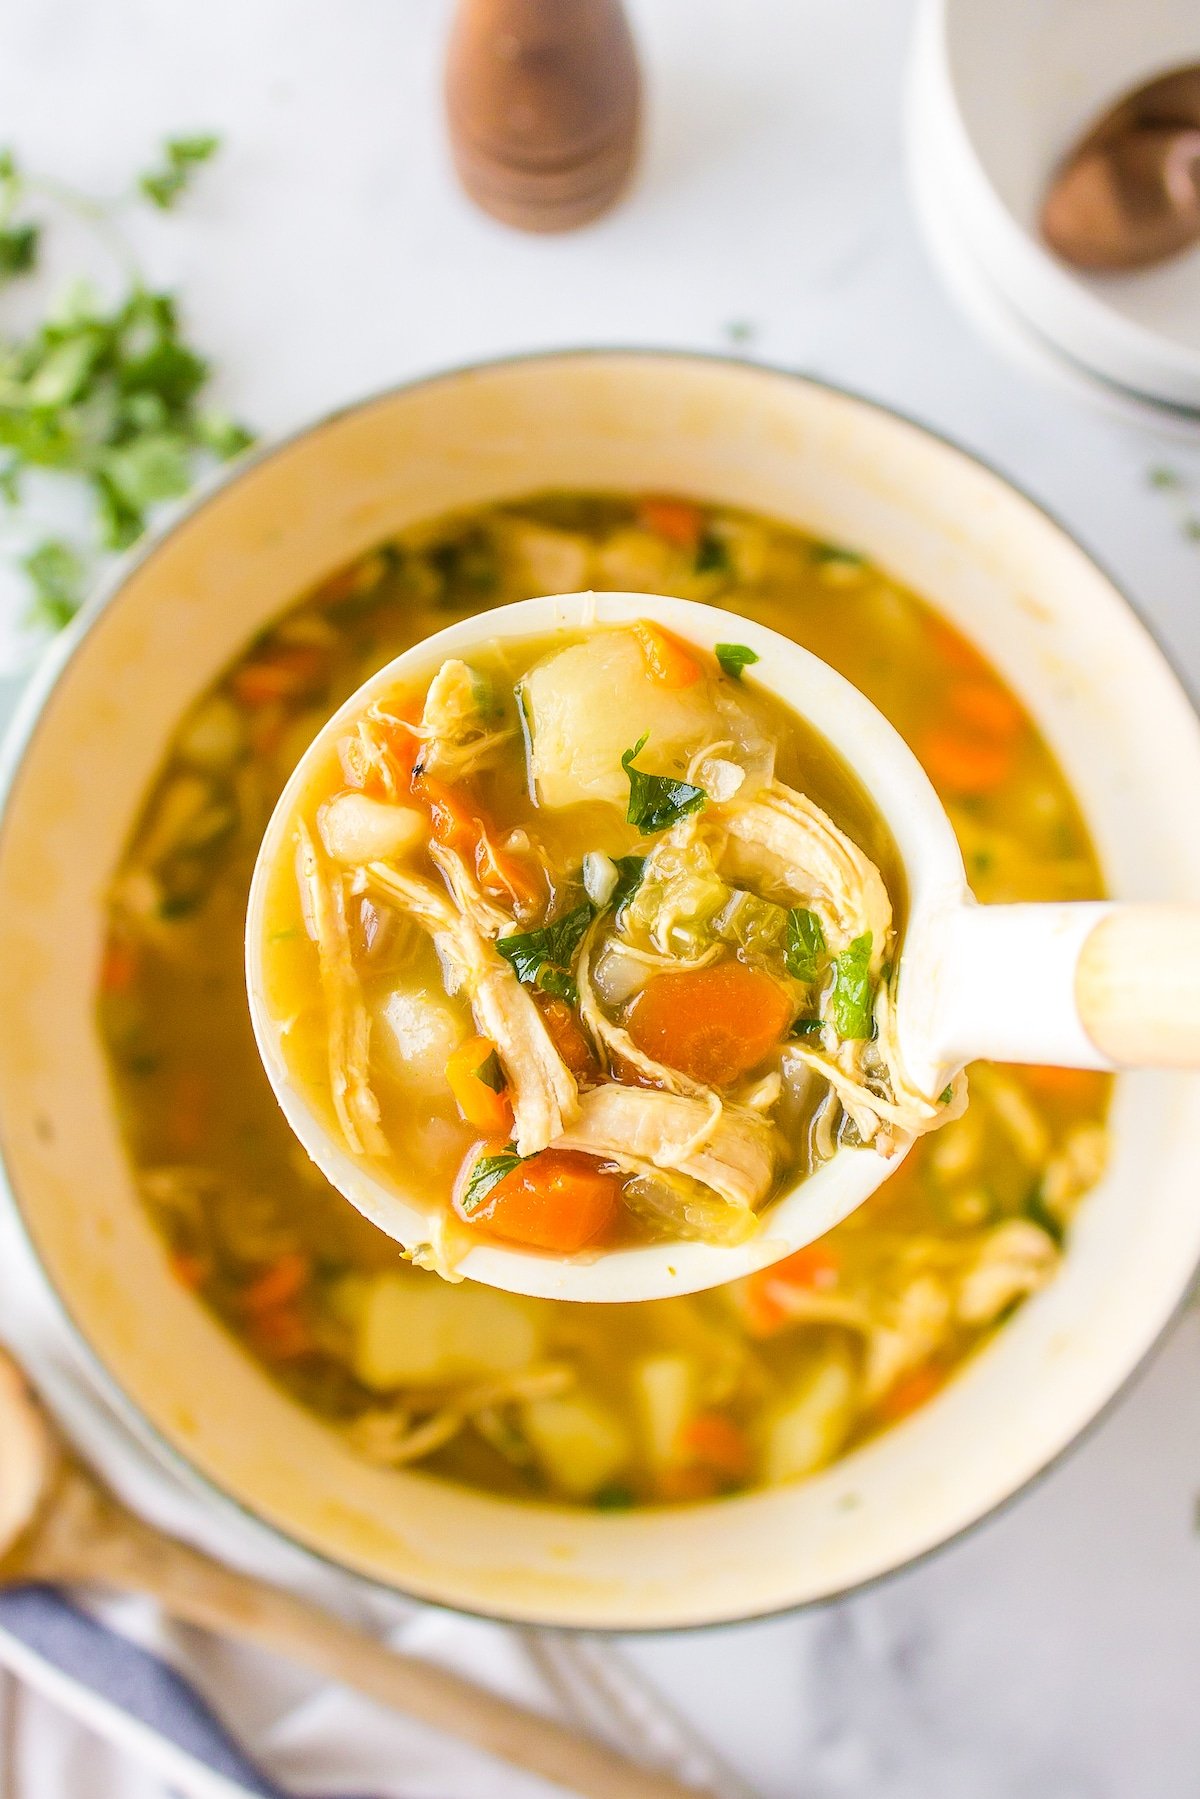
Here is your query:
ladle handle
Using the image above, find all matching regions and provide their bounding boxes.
[20,1468,703,1799]
[926,902,1200,1070]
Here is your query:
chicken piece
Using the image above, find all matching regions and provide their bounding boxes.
[416,659,513,780]
[714,780,892,963]
[954,1220,1058,1327]
[366,862,578,1154]
[295,822,388,1157]
[861,1273,953,1403]
[556,1083,778,1213]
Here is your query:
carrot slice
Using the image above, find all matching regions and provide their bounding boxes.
[876,1362,946,1424]
[239,1251,311,1316]
[743,1243,840,1335]
[446,1036,513,1134]
[536,995,600,1079]
[626,961,792,1088]
[416,774,477,849]
[950,679,1024,743]
[1020,1064,1109,1110]
[636,495,705,551]
[100,936,138,996]
[455,1145,621,1252]
[916,727,1014,796]
[230,643,329,707]
[168,1249,208,1291]
[680,1411,752,1482]
[248,1305,315,1362]
[632,621,702,688]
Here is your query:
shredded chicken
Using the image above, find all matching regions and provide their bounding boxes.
[556,1083,778,1213]
[366,861,578,1154]
[295,821,388,1157]
[954,1220,1058,1327]
[415,658,515,779]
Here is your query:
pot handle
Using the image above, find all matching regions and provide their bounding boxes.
[921,902,1200,1071]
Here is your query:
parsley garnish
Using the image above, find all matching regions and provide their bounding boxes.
[461,1143,526,1214]
[715,642,759,681]
[138,135,221,210]
[939,1083,954,1105]
[475,1049,506,1094]
[828,933,874,1039]
[790,1017,824,1039]
[812,542,863,568]
[497,903,594,1005]
[0,139,253,629]
[785,907,826,982]
[610,854,646,912]
[621,734,706,835]
[695,533,731,575]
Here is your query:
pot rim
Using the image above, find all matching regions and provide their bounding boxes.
[1,345,1196,1634]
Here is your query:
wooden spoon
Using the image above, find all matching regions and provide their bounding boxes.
[1041,64,1200,271]
[0,1350,703,1799]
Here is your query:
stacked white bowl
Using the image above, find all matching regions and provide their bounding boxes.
[906,0,1200,436]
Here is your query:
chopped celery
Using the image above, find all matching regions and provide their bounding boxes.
[714,888,790,968]
[785,907,826,982]
[623,839,728,955]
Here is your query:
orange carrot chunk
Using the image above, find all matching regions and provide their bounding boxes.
[743,1243,840,1335]
[536,995,600,1080]
[916,727,1014,796]
[632,621,703,688]
[230,643,329,707]
[446,1036,513,1134]
[876,1362,946,1424]
[950,679,1025,742]
[636,495,705,551]
[626,961,792,1088]
[239,1251,311,1316]
[680,1411,752,1482]
[455,1144,621,1252]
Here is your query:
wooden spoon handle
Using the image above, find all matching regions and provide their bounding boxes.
[21,1469,701,1799]
[1076,904,1200,1065]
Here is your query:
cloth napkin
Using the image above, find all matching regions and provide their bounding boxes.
[0,1191,756,1799]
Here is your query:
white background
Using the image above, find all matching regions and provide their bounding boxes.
[3,1,1200,1794]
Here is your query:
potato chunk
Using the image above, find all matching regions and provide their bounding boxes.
[352,1272,540,1389]
[318,793,426,865]
[520,1394,631,1498]
[520,629,720,810]
[762,1351,856,1484]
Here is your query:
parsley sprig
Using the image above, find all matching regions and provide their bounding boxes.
[461,1143,527,1214]
[0,140,253,629]
[622,734,706,835]
[497,903,594,1005]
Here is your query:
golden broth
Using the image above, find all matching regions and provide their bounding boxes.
[99,493,1110,1507]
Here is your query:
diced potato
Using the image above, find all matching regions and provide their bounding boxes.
[520,630,721,810]
[520,1393,631,1499]
[374,985,466,1089]
[176,695,245,771]
[632,1353,694,1470]
[592,527,678,594]
[762,1352,856,1485]
[318,793,426,865]
[352,1272,541,1389]
[499,518,592,595]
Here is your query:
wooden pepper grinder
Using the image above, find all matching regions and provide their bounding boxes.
[445,0,642,232]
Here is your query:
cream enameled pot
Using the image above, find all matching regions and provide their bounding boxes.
[2,353,1199,1630]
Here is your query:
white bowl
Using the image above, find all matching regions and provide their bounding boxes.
[2,353,1200,1629]
[913,0,1200,409]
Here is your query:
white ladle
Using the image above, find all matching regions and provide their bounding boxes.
[246,592,1200,1303]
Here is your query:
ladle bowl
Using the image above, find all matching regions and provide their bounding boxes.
[247,590,1200,1304]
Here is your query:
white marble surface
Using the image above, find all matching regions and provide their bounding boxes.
[2,1,1200,1794]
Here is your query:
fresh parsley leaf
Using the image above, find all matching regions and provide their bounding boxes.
[695,532,730,575]
[0,222,38,280]
[496,903,594,1005]
[621,734,706,835]
[139,134,221,210]
[461,1143,526,1214]
[811,541,863,568]
[828,933,874,1039]
[785,907,826,982]
[594,1483,636,1510]
[790,1017,824,1039]
[715,641,759,681]
[939,1083,954,1105]
[102,431,193,510]
[195,410,254,459]
[610,854,646,912]
[475,1049,506,1094]
[22,538,84,628]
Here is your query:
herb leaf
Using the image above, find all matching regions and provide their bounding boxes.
[22,539,84,628]
[139,134,221,210]
[695,533,730,575]
[828,933,874,1039]
[610,854,646,912]
[476,1049,506,1094]
[497,903,594,1005]
[812,542,863,568]
[715,642,759,681]
[0,222,38,280]
[621,734,706,835]
[462,1143,526,1214]
[785,907,826,982]
[790,1017,824,1039]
